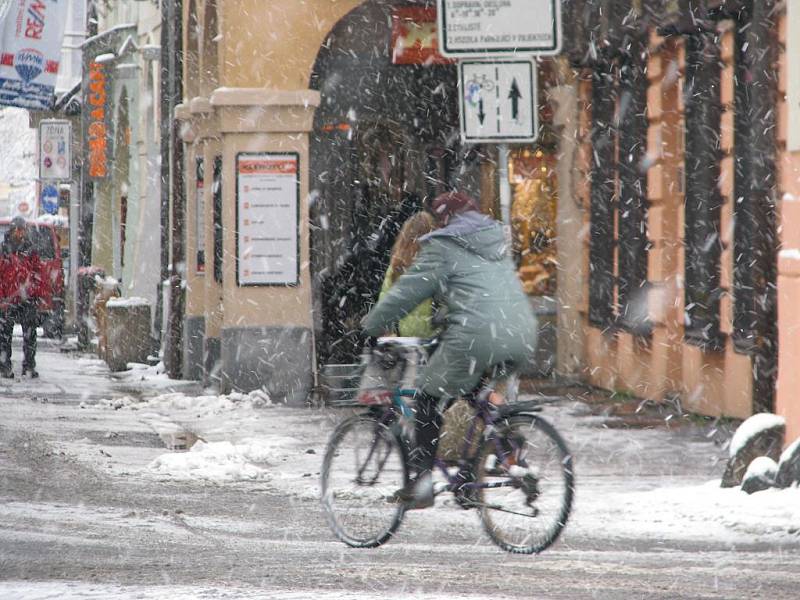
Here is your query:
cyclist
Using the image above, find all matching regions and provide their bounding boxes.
[362,191,537,509]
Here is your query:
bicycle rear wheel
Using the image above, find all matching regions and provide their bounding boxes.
[476,414,574,554]
[321,414,409,548]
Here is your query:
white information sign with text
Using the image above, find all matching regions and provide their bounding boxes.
[459,59,537,143]
[236,153,299,286]
[39,119,72,180]
[437,0,561,57]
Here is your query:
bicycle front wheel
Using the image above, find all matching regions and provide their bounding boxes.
[476,414,574,554]
[321,414,409,548]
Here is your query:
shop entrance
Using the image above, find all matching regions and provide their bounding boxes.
[308,1,465,375]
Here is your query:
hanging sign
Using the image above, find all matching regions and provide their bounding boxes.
[236,152,299,286]
[85,59,109,179]
[391,6,452,65]
[39,119,71,180]
[0,0,69,110]
[437,0,561,57]
[459,59,538,143]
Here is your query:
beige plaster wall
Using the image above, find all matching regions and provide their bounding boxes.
[218,0,363,89]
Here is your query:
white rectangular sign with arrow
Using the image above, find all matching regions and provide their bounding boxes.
[459,59,538,144]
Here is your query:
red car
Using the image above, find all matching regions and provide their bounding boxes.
[0,218,66,337]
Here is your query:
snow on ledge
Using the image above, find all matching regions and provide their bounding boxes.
[729,413,786,458]
[106,296,150,308]
[779,248,800,262]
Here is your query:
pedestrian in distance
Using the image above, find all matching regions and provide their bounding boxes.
[0,217,42,378]
[378,211,439,338]
[362,191,538,509]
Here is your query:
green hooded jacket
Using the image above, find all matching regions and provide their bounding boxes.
[362,212,537,398]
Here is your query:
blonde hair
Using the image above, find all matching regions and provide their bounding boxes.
[388,211,436,284]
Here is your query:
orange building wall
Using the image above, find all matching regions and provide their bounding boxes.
[775,11,800,447]
[580,28,754,419]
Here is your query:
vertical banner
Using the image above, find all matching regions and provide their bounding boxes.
[39,118,71,180]
[236,152,300,286]
[85,59,109,179]
[0,0,69,110]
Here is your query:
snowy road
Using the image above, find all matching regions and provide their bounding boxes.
[1,342,800,599]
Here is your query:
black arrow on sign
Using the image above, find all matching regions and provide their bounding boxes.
[508,77,522,121]
[478,98,486,125]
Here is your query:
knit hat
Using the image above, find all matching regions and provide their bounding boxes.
[430,191,479,221]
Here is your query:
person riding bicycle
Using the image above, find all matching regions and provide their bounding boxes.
[361,191,538,509]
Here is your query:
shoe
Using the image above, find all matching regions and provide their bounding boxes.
[388,473,434,510]
[22,366,38,378]
[1,366,12,379]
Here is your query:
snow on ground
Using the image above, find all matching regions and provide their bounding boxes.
[0,582,487,600]
[65,388,800,547]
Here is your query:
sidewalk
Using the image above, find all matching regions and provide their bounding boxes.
[3,339,800,549]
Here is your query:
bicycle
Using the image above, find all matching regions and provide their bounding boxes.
[320,338,574,554]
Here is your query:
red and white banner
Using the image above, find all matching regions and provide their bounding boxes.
[0,0,69,110]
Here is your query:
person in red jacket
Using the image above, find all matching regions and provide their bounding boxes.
[0,217,40,378]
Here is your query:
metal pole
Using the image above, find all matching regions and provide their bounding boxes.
[164,0,185,378]
[497,143,511,226]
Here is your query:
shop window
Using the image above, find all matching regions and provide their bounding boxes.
[213,156,223,284]
[588,49,650,333]
[196,157,205,274]
[509,149,557,296]
[588,63,617,329]
[682,33,724,350]
[616,40,650,334]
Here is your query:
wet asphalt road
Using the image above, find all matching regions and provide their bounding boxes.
[1,344,799,599]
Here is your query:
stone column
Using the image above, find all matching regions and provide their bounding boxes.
[210,88,318,404]
[550,62,586,377]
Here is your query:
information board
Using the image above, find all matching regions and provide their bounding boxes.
[437,0,561,57]
[39,119,72,180]
[236,152,299,286]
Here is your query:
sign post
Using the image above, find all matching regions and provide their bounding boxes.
[39,119,72,181]
[459,59,537,143]
[437,0,561,58]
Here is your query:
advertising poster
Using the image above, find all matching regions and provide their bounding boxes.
[0,0,70,110]
[236,153,299,286]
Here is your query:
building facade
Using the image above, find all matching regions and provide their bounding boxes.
[82,1,162,315]
[174,0,800,444]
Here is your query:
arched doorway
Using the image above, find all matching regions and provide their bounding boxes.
[308,0,471,369]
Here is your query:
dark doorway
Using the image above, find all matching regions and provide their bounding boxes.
[309,1,465,368]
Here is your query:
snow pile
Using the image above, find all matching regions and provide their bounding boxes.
[106,296,151,308]
[89,389,273,414]
[744,456,779,480]
[729,412,785,457]
[147,436,297,483]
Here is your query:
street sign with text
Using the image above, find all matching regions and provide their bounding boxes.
[39,119,72,180]
[459,59,537,143]
[437,0,561,57]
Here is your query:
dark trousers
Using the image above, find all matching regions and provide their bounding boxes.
[410,391,444,476]
[0,303,38,370]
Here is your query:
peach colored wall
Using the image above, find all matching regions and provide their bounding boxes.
[219,0,363,90]
[776,11,800,446]
[579,29,754,419]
